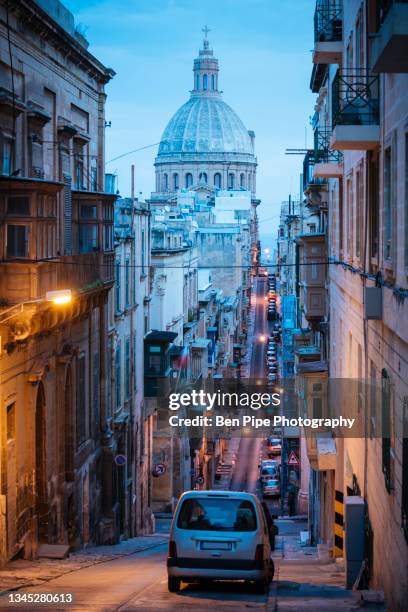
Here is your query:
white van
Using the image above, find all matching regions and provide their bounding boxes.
[167,490,274,593]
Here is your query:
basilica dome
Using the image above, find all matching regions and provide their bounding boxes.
[158,97,254,159]
[152,33,257,199]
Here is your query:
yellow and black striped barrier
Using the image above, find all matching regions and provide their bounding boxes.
[334,489,344,557]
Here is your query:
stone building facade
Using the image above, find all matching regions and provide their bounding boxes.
[0,0,118,564]
[111,196,153,535]
[298,1,408,609]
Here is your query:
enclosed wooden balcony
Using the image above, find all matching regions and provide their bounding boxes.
[297,233,327,325]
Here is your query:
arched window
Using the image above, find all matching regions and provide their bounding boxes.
[248,174,252,191]
[203,74,208,91]
[163,173,168,191]
[228,173,235,190]
[240,173,245,189]
[196,74,199,90]
[214,173,221,188]
[211,75,215,91]
[185,172,193,188]
[173,173,179,190]
[199,172,207,184]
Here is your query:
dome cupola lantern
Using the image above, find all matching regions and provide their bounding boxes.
[192,27,219,96]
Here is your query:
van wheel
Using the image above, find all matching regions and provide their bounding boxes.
[254,579,267,594]
[168,577,181,592]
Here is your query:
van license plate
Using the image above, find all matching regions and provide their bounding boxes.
[201,541,232,550]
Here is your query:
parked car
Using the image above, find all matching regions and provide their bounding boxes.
[259,465,279,484]
[167,490,274,593]
[267,437,282,456]
[262,479,280,498]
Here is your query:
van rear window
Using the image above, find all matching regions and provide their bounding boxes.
[177,497,257,532]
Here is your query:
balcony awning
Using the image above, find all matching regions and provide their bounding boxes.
[0,176,64,193]
[145,330,177,343]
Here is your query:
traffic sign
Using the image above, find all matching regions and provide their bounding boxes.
[152,463,167,477]
[287,451,300,466]
[114,454,126,466]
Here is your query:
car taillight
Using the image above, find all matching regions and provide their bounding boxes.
[168,540,177,558]
[255,544,264,561]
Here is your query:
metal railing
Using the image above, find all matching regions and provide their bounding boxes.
[303,151,327,191]
[314,128,343,163]
[376,0,408,31]
[332,70,379,127]
[314,0,342,42]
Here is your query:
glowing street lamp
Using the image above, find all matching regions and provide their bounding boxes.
[259,334,266,343]
[46,289,72,306]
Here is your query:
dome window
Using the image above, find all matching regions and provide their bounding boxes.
[228,173,235,190]
[203,74,208,91]
[173,173,179,190]
[211,75,215,91]
[196,74,200,91]
[163,173,168,191]
[214,173,222,188]
[199,172,207,184]
[185,173,193,188]
[240,173,245,189]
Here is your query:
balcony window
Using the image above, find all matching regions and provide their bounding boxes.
[103,204,113,221]
[314,0,342,42]
[7,224,29,257]
[381,369,393,494]
[125,258,130,306]
[115,260,121,312]
[332,70,379,127]
[7,196,30,216]
[91,166,98,191]
[1,137,13,175]
[115,343,121,410]
[103,224,113,251]
[80,204,97,219]
[384,147,393,261]
[79,224,98,253]
[147,345,162,374]
[125,336,131,399]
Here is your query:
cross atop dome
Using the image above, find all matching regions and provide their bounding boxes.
[202,25,211,50]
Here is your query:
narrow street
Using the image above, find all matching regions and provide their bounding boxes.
[0,277,378,611]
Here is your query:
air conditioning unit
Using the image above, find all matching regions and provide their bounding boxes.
[364,287,382,320]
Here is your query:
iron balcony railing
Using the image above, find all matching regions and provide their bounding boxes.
[314,0,342,42]
[314,128,343,164]
[376,0,408,31]
[303,151,327,191]
[332,70,379,127]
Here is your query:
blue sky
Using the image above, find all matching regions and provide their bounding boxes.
[65,0,315,237]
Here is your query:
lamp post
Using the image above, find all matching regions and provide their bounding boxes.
[0,289,73,354]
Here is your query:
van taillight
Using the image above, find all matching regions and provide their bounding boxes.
[255,544,264,561]
[168,540,177,558]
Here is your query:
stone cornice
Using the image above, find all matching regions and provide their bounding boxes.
[5,0,115,84]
